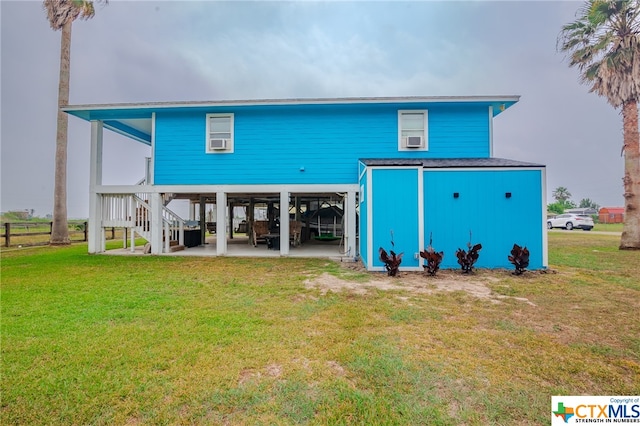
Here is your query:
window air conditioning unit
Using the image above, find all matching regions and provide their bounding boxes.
[210,138,227,150]
[406,136,423,148]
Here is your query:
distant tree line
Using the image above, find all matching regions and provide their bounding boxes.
[547,186,600,215]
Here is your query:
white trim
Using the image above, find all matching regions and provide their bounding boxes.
[346,190,357,259]
[366,169,373,270]
[368,266,424,273]
[417,167,424,268]
[358,161,367,181]
[488,106,494,158]
[149,113,156,184]
[63,95,521,112]
[541,168,548,268]
[94,183,359,194]
[206,113,234,154]
[398,110,428,151]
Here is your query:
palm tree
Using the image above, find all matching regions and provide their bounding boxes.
[43,0,105,244]
[579,198,600,210]
[553,186,572,203]
[558,0,640,250]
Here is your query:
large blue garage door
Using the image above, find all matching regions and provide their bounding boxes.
[423,169,543,269]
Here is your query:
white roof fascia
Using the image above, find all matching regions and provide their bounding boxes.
[62,95,521,112]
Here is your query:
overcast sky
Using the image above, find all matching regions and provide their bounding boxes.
[1,0,627,218]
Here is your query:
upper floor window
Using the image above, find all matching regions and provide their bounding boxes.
[206,113,234,153]
[398,110,428,151]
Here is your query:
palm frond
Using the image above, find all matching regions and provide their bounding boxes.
[43,0,104,30]
[558,0,640,107]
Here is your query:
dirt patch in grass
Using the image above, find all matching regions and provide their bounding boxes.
[305,268,537,305]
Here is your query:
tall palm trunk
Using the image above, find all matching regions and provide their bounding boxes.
[50,20,71,245]
[620,100,640,249]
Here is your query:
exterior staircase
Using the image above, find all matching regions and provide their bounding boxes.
[102,193,187,253]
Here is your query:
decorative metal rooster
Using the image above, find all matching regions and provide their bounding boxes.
[420,233,444,276]
[508,244,530,275]
[456,231,482,273]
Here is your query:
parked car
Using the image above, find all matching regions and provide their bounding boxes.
[547,214,594,231]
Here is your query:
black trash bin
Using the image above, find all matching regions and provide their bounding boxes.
[266,235,280,250]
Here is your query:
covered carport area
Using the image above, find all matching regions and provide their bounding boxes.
[166,184,359,260]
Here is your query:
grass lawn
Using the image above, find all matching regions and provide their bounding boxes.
[2,234,639,425]
[592,223,623,232]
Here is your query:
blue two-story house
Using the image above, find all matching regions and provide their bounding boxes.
[64,96,547,271]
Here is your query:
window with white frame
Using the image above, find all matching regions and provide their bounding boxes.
[206,113,234,153]
[398,110,428,151]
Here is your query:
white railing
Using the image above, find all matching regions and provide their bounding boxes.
[102,194,136,228]
[131,195,153,243]
[160,204,184,250]
[136,176,174,206]
[101,193,185,253]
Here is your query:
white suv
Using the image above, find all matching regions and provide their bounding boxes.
[547,214,594,231]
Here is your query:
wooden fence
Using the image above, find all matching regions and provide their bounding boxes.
[1,221,122,248]
[0,221,131,247]
[2,221,86,247]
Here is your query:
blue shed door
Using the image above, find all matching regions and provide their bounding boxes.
[371,168,421,269]
[423,169,544,269]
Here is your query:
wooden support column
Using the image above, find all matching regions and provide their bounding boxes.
[304,200,311,242]
[294,196,301,221]
[279,190,290,256]
[216,191,227,255]
[88,120,103,253]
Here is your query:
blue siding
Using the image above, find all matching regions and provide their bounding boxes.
[154,104,490,185]
[423,170,543,269]
[371,168,420,269]
[428,106,490,158]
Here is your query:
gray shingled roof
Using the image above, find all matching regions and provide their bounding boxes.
[359,158,545,168]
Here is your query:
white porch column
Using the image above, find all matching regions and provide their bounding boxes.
[279,191,290,256]
[88,120,103,253]
[216,191,227,255]
[190,201,196,221]
[150,192,163,254]
[346,190,357,259]
[199,196,206,245]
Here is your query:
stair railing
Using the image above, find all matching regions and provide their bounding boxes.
[161,204,185,249]
[101,193,185,253]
